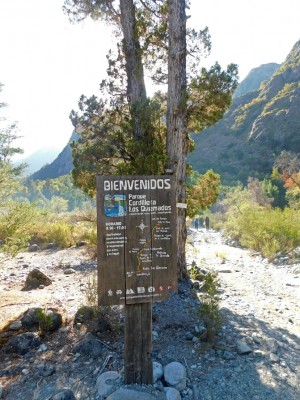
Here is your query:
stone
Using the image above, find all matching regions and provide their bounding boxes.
[223,351,235,360]
[269,353,280,363]
[164,387,182,400]
[76,240,87,247]
[73,334,103,358]
[38,364,56,377]
[236,340,252,355]
[74,306,111,334]
[96,371,121,397]
[265,338,279,353]
[48,389,76,400]
[9,320,22,330]
[164,361,187,391]
[28,244,40,252]
[251,332,261,344]
[64,268,76,275]
[23,269,52,290]
[106,388,161,400]
[153,361,164,381]
[5,332,42,355]
[21,308,40,330]
[45,243,55,249]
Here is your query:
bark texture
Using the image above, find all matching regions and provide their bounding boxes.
[166,0,189,279]
[120,0,147,140]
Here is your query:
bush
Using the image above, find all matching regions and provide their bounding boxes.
[197,271,223,342]
[43,222,75,248]
[224,205,300,259]
[0,203,41,255]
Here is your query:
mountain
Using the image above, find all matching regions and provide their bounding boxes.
[14,147,61,176]
[189,40,300,184]
[233,63,279,98]
[30,131,78,180]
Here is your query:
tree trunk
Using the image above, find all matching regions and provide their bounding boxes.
[166,0,189,279]
[120,0,147,140]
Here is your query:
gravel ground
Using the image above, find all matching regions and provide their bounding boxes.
[0,228,299,400]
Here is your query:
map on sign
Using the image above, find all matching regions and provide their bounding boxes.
[97,176,177,306]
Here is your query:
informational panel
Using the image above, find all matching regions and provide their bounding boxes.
[97,175,177,305]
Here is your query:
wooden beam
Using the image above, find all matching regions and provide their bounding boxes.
[124,303,153,384]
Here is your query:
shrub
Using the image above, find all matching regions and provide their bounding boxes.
[197,271,223,342]
[0,203,41,256]
[44,222,74,248]
[224,205,300,259]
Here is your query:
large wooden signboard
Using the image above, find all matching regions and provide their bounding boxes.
[97,175,177,306]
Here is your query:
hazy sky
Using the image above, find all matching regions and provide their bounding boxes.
[0,0,299,157]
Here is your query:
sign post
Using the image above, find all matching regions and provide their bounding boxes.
[97,175,177,384]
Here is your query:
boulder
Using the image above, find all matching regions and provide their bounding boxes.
[23,269,52,290]
[164,362,187,392]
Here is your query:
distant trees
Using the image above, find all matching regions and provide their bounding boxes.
[187,170,221,218]
[0,83,25,205]
[63,0,238,277]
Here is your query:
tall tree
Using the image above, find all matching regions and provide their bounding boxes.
[166,0,188,278]
[63,0,238,277]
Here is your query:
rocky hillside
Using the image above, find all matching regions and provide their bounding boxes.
[30,131,78,180]
[189,40,300,184]
[233,63,279,98]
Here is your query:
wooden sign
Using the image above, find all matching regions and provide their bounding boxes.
[97,175,177,306]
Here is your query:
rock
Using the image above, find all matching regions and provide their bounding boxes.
[0,385,3,399]
[96,371,121,397]
[164,387,182,400]
[223,351,235,360]
[74,306,111,333]
[21,308,40,330]
[153,361,164,381]
[64,268,76,275]
[251,332,261,344]
[73,334,103,358]
[265,338,279,353]
[22,369,29,375]
[9,320,22,330]
[106,388,161,400]
[38,343,48,352]
[236,340,252,355]
[23,269,52,290]
[164,361,187,391]
[36,364,56,377]
[269,353,280,363]
[48,389,76,400]
[5,332,42,355]
[28,244,40,252]
[76,240,87,247]
[45,243,55,250]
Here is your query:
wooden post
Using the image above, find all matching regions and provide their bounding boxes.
[96,175,177,385]
[124,303,153,384]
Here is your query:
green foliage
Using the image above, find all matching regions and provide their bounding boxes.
[187,62,238,132]
[0,203,40,256]
[39,221,74,248]
[0,83,26,205]
[224,204,300,259]
[83,273,98,307]
[19,175,94,211]
[35,308,54,335]
[197,271,223,342]
[188,261,203,280]
[71,95,167,196]
[187,169,221,218]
